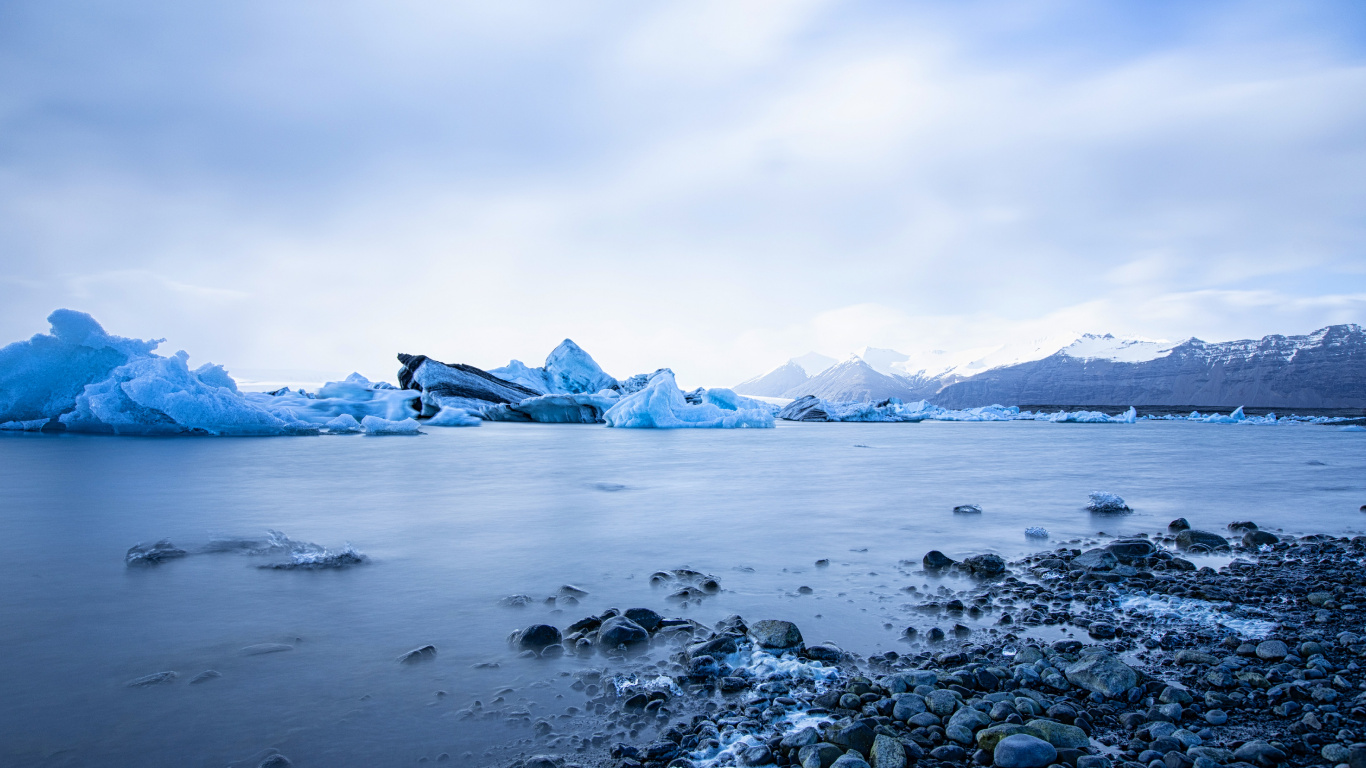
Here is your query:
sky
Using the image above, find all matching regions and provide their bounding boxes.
[2,0,1365,389]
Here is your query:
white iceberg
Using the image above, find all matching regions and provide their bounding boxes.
[323,413,364,433]
[602,371,774,429]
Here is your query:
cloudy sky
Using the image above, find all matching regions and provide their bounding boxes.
[3,0,1364,388]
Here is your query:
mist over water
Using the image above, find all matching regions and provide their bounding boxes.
[1,422,1363,767]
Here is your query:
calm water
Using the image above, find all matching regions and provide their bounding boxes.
[1,421,1363,767]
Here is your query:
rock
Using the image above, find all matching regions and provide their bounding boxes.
[498,594,533,607]
[798,743,843,768]
[830,722,875,756]
[870,733,907,768]
[893,693,927,720]
[963,553,1006,576]
[947,706,993,744]
[1255,639,1288,661]
[954,504,984,514]
[512,624,562,652]
[1175,650,1218,665]
[1077,758,1111,768]
[739,743,774,765]
[1106,538,1157,562]
[1064,652,1138,696]
[748,619,803,650]
[1026,720,1090,749]
[1072,549,1119,571]
[805,643,843,662]
[596,616,649,649]
[1243,530,1279,547]
[782,728,820,749]
[258,756,292,768]
[1233,740,1287,767]
[977,725,1045,751]
[1168,518,1191,532]
[398,645,437,664]
[923,550,956,570]
[1322,745,1351,765]
[189,670,221,684]
[623,608,663,632]
[925,689,960,716]
[994,734,1058,768]
[1204,709,1227,726]
[831,756,871,768]
[125,671,177,687]
[1175,530,1230,552]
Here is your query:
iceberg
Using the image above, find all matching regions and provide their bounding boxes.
[0,310,318,436]
[1086,492,1131,513]
[602,371,774,429]
[483,392,619,423]
[490,339,619,395]
[396,353,541,414]
[1037,406,1137,423]
[323,413,364,433]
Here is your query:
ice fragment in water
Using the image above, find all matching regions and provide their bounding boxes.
[125,671,178,687]
[323,413,363,433]
[1086,492,1130,513]
[1024,527,1049,539]
[426,406,481,427]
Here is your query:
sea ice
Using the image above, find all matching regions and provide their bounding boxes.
[1025,527,1049,539]
[602,371,774,429]
[324,414,364,433]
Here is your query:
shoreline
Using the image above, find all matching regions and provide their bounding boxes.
[499,524,1366,768]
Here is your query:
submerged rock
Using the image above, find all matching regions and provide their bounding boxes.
[511,624,562,653]
[240,643,293,656]
[125,671,177,687]
[596,616,649,650]
[962,553,1006,576]
[923,550,955,571]
[1175,529,1231,552]
[398,645,437,664]
[953,504,983,514]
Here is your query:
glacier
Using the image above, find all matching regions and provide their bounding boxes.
[602,371,774,429]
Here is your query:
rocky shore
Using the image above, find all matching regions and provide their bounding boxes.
[499,524,1366,768]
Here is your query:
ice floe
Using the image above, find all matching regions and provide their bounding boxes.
[360,415,422,435]
[126,530,368,570]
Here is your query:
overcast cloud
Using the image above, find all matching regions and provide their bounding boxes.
[2,0,1364,388]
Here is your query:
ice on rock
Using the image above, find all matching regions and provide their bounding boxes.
[426,406,482,427]
[361,415,423,435]
[603,371,774,429]
[1086,492,1131,513]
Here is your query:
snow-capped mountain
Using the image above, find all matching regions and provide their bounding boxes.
[734,325,1366,408]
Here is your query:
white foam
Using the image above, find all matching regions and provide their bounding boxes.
[1117,593,1278,638]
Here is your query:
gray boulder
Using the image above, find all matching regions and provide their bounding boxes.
[1233,740,1287,767]
[597,616,649,649]
[512,624,562,652]
[1064,652,1138,696]
[1105,538,1156,562]
[798,743,843,768]
[923,550,955,570]
[870,733,907,768]
[749,619,804,650]
[963,553,1006,576]
[1072,548,1119,570]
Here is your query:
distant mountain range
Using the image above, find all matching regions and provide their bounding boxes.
[734,325,1366,408]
